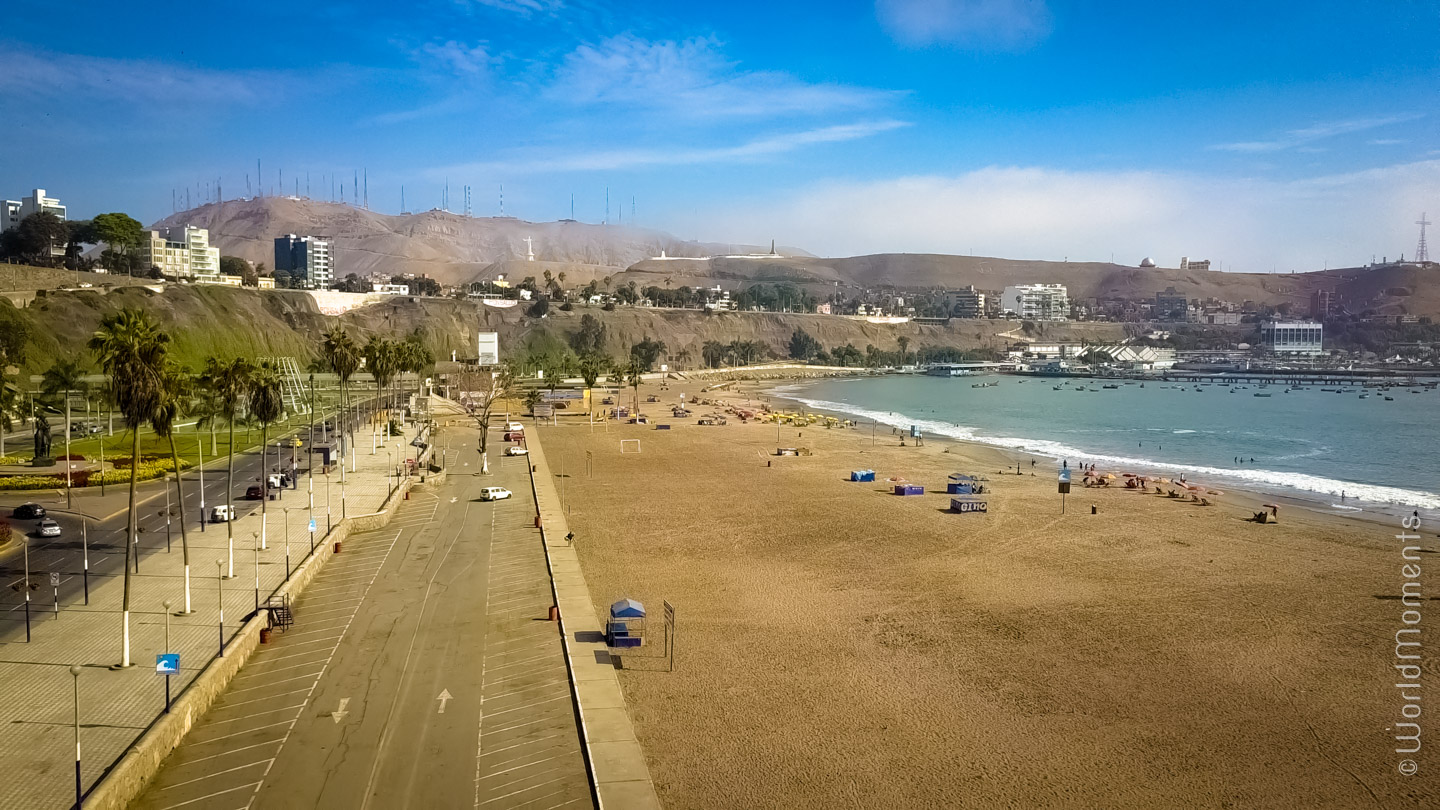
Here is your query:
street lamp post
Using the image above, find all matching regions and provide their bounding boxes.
[23,535,31,642]
[215,559,225,658]
[70,664,82,810]
[252,532,261,613]
[161,599,172,713]
[283,507,293,578]
[197,441,206,533]
[325,467,332,536]
[162,474,172,552]
[81,520,89,604]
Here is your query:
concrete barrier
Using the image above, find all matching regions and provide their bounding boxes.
[81,471,417,809]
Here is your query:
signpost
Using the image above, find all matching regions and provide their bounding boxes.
[1058,467,1072,514]
[156,653,179,714]
[50,572,59,616]
[663,600,676,672]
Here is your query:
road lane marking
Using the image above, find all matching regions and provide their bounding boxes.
[331,697,350,723]
[153,780,264,810]
[160,759,273,791]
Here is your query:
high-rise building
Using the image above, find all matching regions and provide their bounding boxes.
[1310,289,1335,320]
[947,286,987,319]
[477,331,500,365]
[1155,286,1189,320]
[274,234,334,289]
[1,188,67,232]
[139,225,219,278]
[1001,284,1069,321]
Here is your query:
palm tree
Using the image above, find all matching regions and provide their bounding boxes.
[0,375,18,457]
[152,363,195,612]
[88,309,170,668]
[249,362,284,551]
[321,326,361,461]
[702,340,727,369]
[364,337,399,431]
[624,358,644,414]
[578,354,609,389]
[201,356,254,579]
[40,356,88,509]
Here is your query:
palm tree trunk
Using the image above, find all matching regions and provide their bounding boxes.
[169,433,191,613]
[121,426,137,667]
[226,417,235,578]
[64,391,72,509]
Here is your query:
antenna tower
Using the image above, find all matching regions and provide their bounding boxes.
[1417,212,1431,263]
[499,184,504,217]
[363,169,368,209]
[257,160,262,197]
[401,186,406,214]
[464,185,471,216]
[605,187,609,224]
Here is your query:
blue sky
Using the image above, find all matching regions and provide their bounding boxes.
[2,0,1437,270]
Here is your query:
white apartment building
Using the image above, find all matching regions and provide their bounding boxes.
[139,225,220,278]
[1261,321,1324,355]
[2,188,67,232]
[1001,284,1069,321]
[275,234,334,289]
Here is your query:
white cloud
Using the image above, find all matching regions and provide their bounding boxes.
[461,0,563,17]
[0,45,280,107]
[427,120,909,176]
[676,160,1440,271]
[421,40,498,77]
[875,0,1052,49]
[1368,138,1407,146]
[546,34,897,116]
[1212,114,1422,153]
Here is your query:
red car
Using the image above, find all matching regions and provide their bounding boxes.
[503,432,525,442]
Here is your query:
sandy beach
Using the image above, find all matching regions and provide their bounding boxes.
[538,377,1434,809]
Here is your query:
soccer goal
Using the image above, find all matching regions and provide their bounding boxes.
[620,439,642,454]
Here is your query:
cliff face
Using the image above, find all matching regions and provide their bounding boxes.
[4,284,1127,377]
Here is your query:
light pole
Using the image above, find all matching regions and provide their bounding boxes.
[162,474,172,552]
[283,507,295,578]
[197,440,206,533]
[23,535,31,642]
[325,466,332,535]
[215,559,226,658]
[70,664,82,810]
[81,519,89,604]
[386,448,393,495]
[161,599,172,713]
[252,532,261,613]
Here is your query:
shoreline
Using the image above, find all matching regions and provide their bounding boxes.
[752,376,1427,532]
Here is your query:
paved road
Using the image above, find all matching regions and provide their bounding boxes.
[132,426,591,810]
[0,413,386,640]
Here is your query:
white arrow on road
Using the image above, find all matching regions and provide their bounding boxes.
[331,697,350,723]
[436,689,453,714]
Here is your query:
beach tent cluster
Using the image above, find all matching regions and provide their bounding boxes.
[761,410,853,428]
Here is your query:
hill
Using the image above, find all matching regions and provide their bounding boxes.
[155,197,801,286]
[151,197,1439,318]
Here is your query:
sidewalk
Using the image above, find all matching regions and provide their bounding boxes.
[0,419,426,810]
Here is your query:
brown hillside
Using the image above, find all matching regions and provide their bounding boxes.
[154,198,797,286]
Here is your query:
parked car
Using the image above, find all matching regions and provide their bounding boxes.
[505,446,529,457]
[12,503,45,520]
[245,485,264,500]
[506,422,524,432]
[478,487,512,501]
[210,505,233,523]
[37,519,61,537]
[503,432,524,442]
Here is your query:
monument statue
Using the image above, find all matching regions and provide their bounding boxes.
[33,412,52,460]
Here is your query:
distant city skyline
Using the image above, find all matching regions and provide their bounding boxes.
[1,0,1436,270]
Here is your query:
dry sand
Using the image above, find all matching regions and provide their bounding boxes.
[539,380,1436,810]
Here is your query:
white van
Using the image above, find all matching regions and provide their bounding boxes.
[479,487,512,502]
[209,505,233,523]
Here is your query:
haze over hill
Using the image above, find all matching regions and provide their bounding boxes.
[155,197,803,286]
[157,197,1439,317]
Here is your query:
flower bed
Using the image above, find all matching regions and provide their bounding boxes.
[0,457,191,491]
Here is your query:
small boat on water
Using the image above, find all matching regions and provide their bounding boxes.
[1053,385,1063,390]
[1103,384,1120,390]
[1359,394,1369,399]
[1385,396,1395,401]
[1254,393,1271,397]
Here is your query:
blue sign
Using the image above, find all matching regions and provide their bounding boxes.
[308,519,317,533]
[156,653,179,675]
[1058,468,1072,484]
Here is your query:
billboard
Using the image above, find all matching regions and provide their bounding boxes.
[541,389,584,401]
[477,331,500,365]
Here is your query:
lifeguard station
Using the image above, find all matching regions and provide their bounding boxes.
[606,598,647,649]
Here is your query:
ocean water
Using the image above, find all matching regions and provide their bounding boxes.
[777,375,1440,513]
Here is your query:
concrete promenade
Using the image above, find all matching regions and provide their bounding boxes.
[525,429,661,809]
[130,414,591,809]
[0,416,426,810]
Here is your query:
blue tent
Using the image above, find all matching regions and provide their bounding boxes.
[610,598,646,618]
